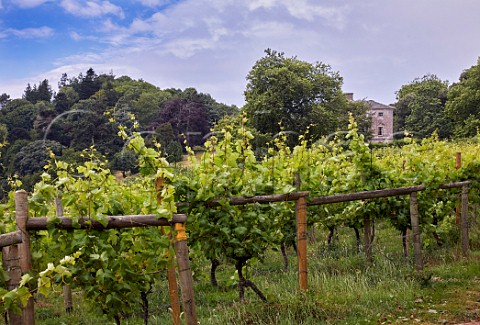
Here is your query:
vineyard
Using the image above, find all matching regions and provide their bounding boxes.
[0,115,480,324]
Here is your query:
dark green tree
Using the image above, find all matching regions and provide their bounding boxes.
[75,68,102,100]
[0,99,38,142]
[244,49,345,145]
[395,74,450,139]
[54,86,79,114]
[446,59,480,138]
[9,140,64,190]
[24,79,53,104]
[109,150,139,177]
[0,93,10,108]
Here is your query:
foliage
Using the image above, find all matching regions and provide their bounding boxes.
[395,74,450,139]
[446,58,480,138]
[244,48,348,146]
[0,126,178,323]
[23,79,53,104]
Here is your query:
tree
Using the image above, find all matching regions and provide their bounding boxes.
[24,79,53,104]
[446,58,480,138]
[75,68,101,100]
[0,93,10,108]
[109,150,139,177]
[0,99,38,142]
[244,49,345,145]
[0,123,7,144]
[394,74,450,139]
[13,140,64,176]
[152,98,209,148]
[178,87,239,124]
[54,86,79,114]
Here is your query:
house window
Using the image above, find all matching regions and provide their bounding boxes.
[378,126,383,136]
[378,112,384,117]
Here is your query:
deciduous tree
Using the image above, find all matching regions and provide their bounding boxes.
[244,49,345,145]
[395,74,450,139]
[446,59,480,138]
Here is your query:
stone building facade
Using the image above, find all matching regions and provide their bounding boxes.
[345,93,394,143]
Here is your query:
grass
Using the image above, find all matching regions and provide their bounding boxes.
[34,222,480,324]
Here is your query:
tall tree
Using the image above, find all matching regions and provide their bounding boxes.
[395,74,450,139]
[0,93,10,108]
[77,68,101,100]
[446,58,480,138]
[244,49,345,145]
[24,79,53,104]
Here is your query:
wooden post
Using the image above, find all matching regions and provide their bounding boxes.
[410,192,423,272]
[174,223,197,325]
[455,152,461,225]
[156,177,181,325]
[363,216,373,262]
[56,196,74,313]
[461,184,469,257]
[2,245,23,325]
[295,196,308,291]
[166,230,181,325]
[14,190,35,325]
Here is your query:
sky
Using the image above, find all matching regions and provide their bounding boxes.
[1,0,480,107]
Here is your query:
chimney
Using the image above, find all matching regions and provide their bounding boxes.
[345,93,354,101]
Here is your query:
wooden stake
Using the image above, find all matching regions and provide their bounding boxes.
[14,190,35,325]
[174,223,198,325]
[2,245,23,325]
[165,229,181,325]
[296,197,308,291]
[410,192,423,273]
[461,184,469,257]
[363,216,373,262]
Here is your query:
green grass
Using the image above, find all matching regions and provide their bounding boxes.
[34,222,480,324]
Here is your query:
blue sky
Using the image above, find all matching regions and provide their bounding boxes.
[1,0,480,107]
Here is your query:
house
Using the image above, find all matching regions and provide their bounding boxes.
[345,93,394,143]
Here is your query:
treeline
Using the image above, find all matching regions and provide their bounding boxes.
[1,51,480,198]
[0,68,239,196]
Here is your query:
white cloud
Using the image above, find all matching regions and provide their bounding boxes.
[247,0,277,10]
[60,0,124,18]
[5,26,54,38]
[11,0,49,8]
[135,0,172,7]
[283,0,348,28]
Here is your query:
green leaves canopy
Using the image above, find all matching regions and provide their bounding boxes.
[244,49,345,144]
[395,74,450,139]
[446,58,480,138]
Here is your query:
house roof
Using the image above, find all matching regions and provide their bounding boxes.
[366,100,394,110]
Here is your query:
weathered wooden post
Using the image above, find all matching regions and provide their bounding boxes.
[410,192,423,273]
[295,196,308,291]
[173,221,197,325]
[461,184,469,257]
[165,229,181,325]
[1,230,24,325]
[363,216,373,262]
[156,177,181,325]
[2,245,23,325]
[15,190,35,324]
